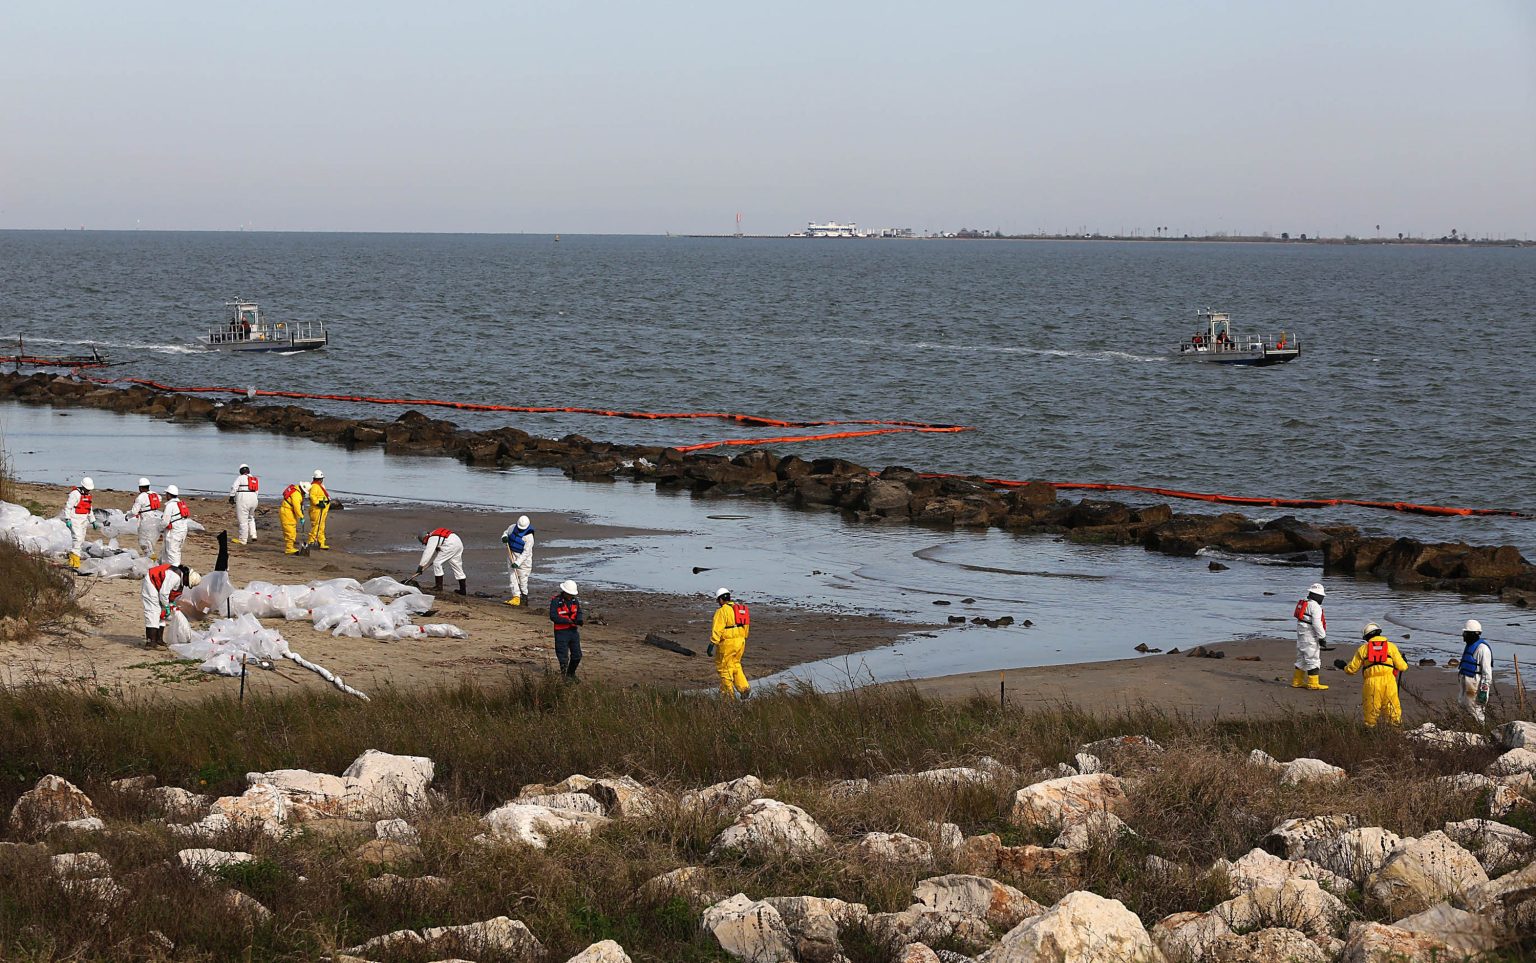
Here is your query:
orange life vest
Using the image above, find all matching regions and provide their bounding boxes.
[147,563,182,601]
[553,598,580,630]
[429,527,454,539]
[731,601,750,628]
[146,492,162,511]
[164,499,189,528]
[1364,636,1391,665]
[282,484,303,505]
[1294,598,1325,631]
[245,474,259,493]
[73,491,92,514]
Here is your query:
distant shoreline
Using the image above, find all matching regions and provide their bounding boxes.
[683,233,1531,248]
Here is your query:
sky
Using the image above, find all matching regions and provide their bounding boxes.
[2,2,1533,237]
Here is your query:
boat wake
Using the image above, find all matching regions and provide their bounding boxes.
[5,334,200,356]
[813,335,1165,363]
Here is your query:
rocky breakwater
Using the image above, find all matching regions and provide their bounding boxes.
[6,371,1533,603]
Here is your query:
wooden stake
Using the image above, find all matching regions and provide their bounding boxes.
[999,671,1006,709]
[1515,654,1526,715]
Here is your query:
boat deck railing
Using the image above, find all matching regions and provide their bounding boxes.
[205,319,327,345]
[1178,334,1300,354]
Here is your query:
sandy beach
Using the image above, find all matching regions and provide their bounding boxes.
[2,480,914,700]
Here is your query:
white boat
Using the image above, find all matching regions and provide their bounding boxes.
[202,300,328,353]
[1172,310,1300,366]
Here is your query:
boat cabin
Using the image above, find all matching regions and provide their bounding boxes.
[203,299,328,352]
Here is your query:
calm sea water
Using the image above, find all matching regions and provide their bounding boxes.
[3,230,1533,554]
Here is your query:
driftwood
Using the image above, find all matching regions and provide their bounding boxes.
[643,633,696,657]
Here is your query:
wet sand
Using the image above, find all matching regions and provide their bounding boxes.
[913,635,1528,722]
[3,481,914,700]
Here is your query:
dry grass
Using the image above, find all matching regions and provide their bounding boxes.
[0,679,1531,961]
[0,541,80,642]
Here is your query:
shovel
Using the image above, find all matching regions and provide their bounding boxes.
[296,510,312,556]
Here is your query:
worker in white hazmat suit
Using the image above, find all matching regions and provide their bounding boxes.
[1292,582,1329,690]
[500,515,535,606]
[162,485,191,566]
[62,476,96,569]
[412,527,466,595]
[141,562,199,647]
[228,464,260,544]
[128,478,163,561]
[1457,619,1494,724]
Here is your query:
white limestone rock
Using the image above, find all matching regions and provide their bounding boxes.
[1302,827,1408,885]
[515,792,608,815]
[710,799,830,858]
[1442,817,1534,875]
[1051,811,1131,853]
[1008,774,1126,832]
[1365,831,1488,918]
[1495,720,1536,750]
[679,775,766,814]
[1211,847,1351,898]
[1391,901,1499,956]
[1262,814,1357,860]
[700,894,796,963]
[979,890,1164,963]
[1209,927,1328,963]
[1279,757,1347,786]
[374,818,421,845]
[50,851,111,879]
[1211,877,1346,938]
[857,832,934,865]
[176,848,254,880]
[584,775,668,818]
[478,803,609,849]
[914,874,1043,929]
[1151,911,1232,963]
[1487,747,1536,778]
[565,941,633,963]
[8,775,98,840]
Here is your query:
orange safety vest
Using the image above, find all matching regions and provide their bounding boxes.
[164,499,189,528]
[282,484,302,505]
[147,563,183,602]
[73,491,92,514]
[245,474,259,493]
[146,492,162,511]
[731,601,751,629]
[553,598,580,630]
[1294,598,1325,631]
[1364,637,1390,665]
[429,527,454,539]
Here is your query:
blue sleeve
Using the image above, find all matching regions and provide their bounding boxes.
[548,598,559,623]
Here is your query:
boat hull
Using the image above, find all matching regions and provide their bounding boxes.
[201,338,327,353]
[1171,347,1299,367]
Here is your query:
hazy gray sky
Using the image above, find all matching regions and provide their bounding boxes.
[3,2,1533,236]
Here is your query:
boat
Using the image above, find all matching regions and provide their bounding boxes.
[1173,310,1300,366]
[202,300,328,352]
[3,339,113,369]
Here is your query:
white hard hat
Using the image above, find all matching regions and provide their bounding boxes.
[137,478,150,487]
[186,569,202,587]
[560,580,579,596]
[715,587,731,599]
[239,464,250,472]
[517,515,531,529]
[1362,622,1381,638]
[1464,619,1482,634]
[166,485,179,496]
[313,469,324,479]
[1307,583,1325,597]
[81,477,95,491]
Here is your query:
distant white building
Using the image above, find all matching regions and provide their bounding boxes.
[805,221,862,237]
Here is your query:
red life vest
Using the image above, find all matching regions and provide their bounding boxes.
[553,598,580,630]
[1294,598,1325,631]
[731,601,750,628]
[147,563,182,601]
[73,491,92,514]
[164,499,189,529]
[1364,636,1391,666]
[283,484,302,504]
[429,527,454,539]
[246,475,259,493]
[147,492,162,511]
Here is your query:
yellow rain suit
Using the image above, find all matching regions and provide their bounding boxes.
[279,483,306,554]
[711,600,750,699]
[1342,634,1409,727]
[308,479,331,549]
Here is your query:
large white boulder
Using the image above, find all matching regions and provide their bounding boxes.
[1391,901,1498,956]
[1495,720,1536,750]
[1209,927,1328,962]
[1365,831,1488,918]
[584,776,668,818]
[1051,811,1131,853]
[1442,818,1534,875]
[1302,827,1407,885]
[1487,747,1536,777]
[700,894,796,963]
[1210,848,1350,898]
[914,874,1043,929]
[761,895,869,960]
[710,799,830,858]
[1211,877,1346,938]
[881,764,1007,790]
[857,832,934,865]
[50,852,111,879]
[207,784,290,838]
[176,848,254,880]
[1279,758,1347,786]
[639,866,723,909]
[345,916,541,961]
[1458,860,1536,930]
[1008,774,1126,832]
[8,775,98,840]
[1405,722,1488,750]
[867,907,993,954]
[679,776,766,814]
[478,803,608,849]
[515,792,608,815]
[1337,921,1460,963]
[146,786,210,820]
[1261,814,1357,860]
[1151,911,1232,963]
[565,941,632,963]
[980,890,1163,963]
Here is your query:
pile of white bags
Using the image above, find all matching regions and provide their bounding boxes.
[0,501,72,555]
[0,501,199,577]
[219,577,466,641]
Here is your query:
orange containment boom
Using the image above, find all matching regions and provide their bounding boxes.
[919,474,1531,519]
[80,375,972,447]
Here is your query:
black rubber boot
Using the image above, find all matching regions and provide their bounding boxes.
[433,575,444,593]
[456,579,467,596]
[145,628,156,648]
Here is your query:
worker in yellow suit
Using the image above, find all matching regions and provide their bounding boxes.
[708,587,751,700]
[307,470,331,550]
[1337,622,1409,727]
[278,482,307,555]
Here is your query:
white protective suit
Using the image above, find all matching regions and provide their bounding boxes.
[419,531,465,580]
[162,496,190,566]
[63,487,91,557]
[230,472,259,543]
[501,523,534,600]
[141,566,183,629]
[129,490,162,560]
[1295,597,1327,672]
[1459,640,1494,724]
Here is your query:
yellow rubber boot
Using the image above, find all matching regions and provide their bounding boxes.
[68,552,80,569]
[1291,668,1305,688]
[1305,673,1329,691]
[505,596,521,607]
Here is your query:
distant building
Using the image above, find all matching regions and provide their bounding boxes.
[805,221,862,237]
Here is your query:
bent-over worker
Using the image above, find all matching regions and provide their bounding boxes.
[307,470,331,550]
[1458,619,1493,724]
[414,528,466,595]
[141,562,199,648]
[229,464,260,544]
[1337,622,1408,728]
[63,476,95,570]
[549,580,583,679]
[161,485,191,566]
[129,477,163,561]
[501,514,535,606]
[708,587,752,700]
[1293,582,1329,690]
[279,482,306,554]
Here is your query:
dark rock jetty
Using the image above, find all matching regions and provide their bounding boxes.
[5,371,1532,605]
